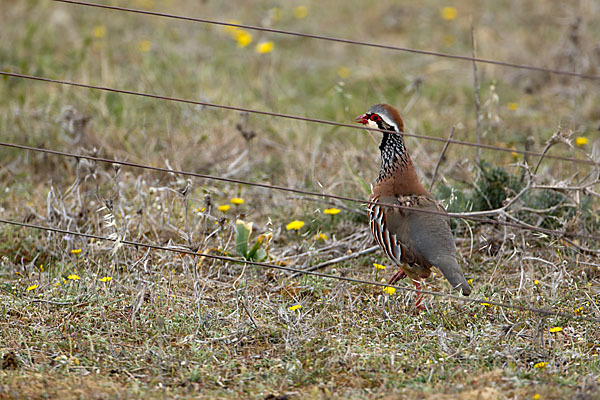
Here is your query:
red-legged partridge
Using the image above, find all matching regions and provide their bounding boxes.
[356,104,471,308]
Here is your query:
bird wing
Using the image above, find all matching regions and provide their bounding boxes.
[381,195,471,295]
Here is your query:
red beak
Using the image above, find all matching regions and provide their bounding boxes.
[355,114,368,125]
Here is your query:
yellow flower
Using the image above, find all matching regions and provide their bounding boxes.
[373,263,386,270]
[255,41,274,54]
[293,6,308,19]
[225,20,243,35]
[533,394,541,400]
[218,205,230,212]
[467,278,474,285]
[323,208,341,215]
[480,297,492,306]
[93,25,106,39]
[288,304,301,311]
[337,67,350,79]
[510,147,519,160]
[314,233,328,241]
[71,249,82,254]
[286,220,304,230]
[382,286,396,295]
[99,277,113,282]
[230,198,244,205]
[534,279,539,285]
[39,264,44,272]
[441,6,458,20]
[533,361,547,369]
[235,31,252,47]
[54,282,61,287]
[576,137,589,146]
[67,274,81,280]
[549,327,563,333]
[138,40,152,52]
[26,284,39,291]
[574,306,584,314]
[508,102,519,111]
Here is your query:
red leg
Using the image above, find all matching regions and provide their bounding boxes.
[388,270,407,285]
[414,280,425,311]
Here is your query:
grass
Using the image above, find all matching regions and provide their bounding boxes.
[1,0,600,398]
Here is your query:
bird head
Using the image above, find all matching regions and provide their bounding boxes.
[355,104,404,134]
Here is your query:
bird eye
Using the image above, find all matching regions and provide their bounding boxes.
[371,114,380,121]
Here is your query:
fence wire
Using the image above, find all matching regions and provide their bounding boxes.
[51,0,600,80]
[1,217,597,323]
[2,2,599,325]
[1,71,597,169]
[2,141,599,243]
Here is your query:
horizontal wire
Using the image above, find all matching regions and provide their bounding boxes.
[3,141,600,243]
[1,71,597,169]
[1,217,597,323]
[51,0,600,81]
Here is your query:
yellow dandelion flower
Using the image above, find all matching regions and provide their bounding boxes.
[382,286,396,295]
[373,263,386,270]
[286,220,304,230]
[230,198,244,205]
[441,6,457,20]
[93,25,106,39]
[235,31,252,47]
[576,137,589,146]
[255,41,274,54]
[323,208,341,215]
[218,204,230,212]
[549,327,563,333]
[508,102,519,111]
[39,264,44,272]
[288,304,302,311]
[67,274,81,280]
[225,20,243,36]
[99,277,113,282]
[480,297,492,306]
[533,361,547,369]
[337,67,350,79]
[26,284,39,291]
[71,249,82,254]
[314,233,328,241]
[574,306,584,314]
[467,278,474,286]
[511,147,519,160]
[54,282,61,287]
[534,279,539,285]
[138,40,152,52]
[293,6,308,19]
[533,394,541,400]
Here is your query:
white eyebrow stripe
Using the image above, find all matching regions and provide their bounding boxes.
[378,113,398,132]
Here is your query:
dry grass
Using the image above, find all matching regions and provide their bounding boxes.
[1,0,600,398]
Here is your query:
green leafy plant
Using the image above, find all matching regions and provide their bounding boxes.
[235,220,269,262]
[471,161,523,211]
